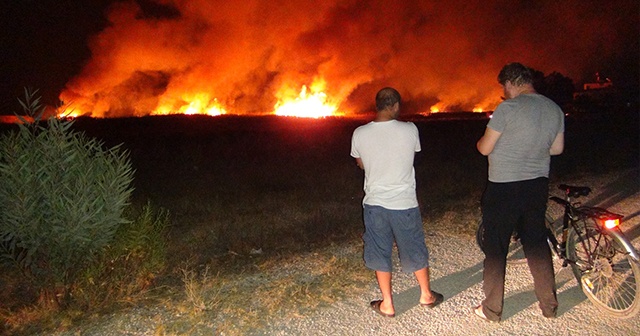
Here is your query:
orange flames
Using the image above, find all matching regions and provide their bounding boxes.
[54,1,514,120]
[430,104,444,113]
[152,93,226,116]
[53,1,630,120]
[58,85,487,119]
[273,79,342,118]
[274,86,339,118]
[58,84,343,119]
[429,104,485,114]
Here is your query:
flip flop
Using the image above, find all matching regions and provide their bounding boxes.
[420,291,444,308]
[473,305,499,323]
[370,300,395,318]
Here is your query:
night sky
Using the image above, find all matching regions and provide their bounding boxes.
[1,0,638,116]
[1,1,112,111]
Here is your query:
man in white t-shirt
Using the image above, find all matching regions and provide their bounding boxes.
[351,87,443,318]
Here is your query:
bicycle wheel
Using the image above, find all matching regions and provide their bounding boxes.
[566,217,640,318]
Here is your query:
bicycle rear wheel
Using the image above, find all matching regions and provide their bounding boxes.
[566,217,640,318]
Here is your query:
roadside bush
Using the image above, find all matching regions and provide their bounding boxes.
[73,202,170,307]
[0,90,134,309]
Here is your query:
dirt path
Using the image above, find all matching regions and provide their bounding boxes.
[35,168,639,335]
[263,168,640,336]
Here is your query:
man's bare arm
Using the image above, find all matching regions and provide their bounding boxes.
[476,127,501,156]
[355,157,364,170]
[550,132,564,155]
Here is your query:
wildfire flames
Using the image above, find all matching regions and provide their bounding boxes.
[59,83,473,119]
[54,1,629,119]
[152,93,226,116]
[273,78,342,118]
[59,84,341,118]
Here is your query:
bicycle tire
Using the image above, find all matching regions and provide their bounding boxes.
[475,213,555,265]
[566,217,640,318]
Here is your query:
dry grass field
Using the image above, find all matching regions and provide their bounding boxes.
[0,106,637,334]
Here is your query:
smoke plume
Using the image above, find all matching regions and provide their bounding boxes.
[59,0,637,117]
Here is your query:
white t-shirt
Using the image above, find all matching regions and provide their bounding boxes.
[350,120,420,210]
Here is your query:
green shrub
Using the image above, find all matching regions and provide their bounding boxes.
[73,202,170,307]
[0,89,134,308]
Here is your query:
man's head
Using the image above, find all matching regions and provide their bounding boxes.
[375,87,401,114]
[498,62,533,87]
[498,63,535,99]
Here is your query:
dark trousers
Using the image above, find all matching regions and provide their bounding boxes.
[480,177,558,321]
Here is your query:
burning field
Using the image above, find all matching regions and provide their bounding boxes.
[51,0,636,119]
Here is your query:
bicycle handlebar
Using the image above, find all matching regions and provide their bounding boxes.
[558,184,592,198]
[549,195,568,207]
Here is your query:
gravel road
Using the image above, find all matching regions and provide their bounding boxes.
[35,169,639,336]
[263,174,640,336]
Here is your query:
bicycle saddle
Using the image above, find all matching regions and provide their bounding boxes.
[558,184,591,198]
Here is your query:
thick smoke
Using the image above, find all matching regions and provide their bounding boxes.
[59,0,637,117]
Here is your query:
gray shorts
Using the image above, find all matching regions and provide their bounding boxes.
[362,205,429,273]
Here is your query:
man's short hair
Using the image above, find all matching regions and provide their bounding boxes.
[498,62,533,86]
[375,87,401,112]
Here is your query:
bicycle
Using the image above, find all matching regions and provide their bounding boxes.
[476,184,640,318]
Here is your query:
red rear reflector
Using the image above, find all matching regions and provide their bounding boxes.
[603,219,620,229]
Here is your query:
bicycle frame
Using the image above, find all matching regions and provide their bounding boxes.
[538,185,640,318]
[550,195,640,268]
[577,207,640,262]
